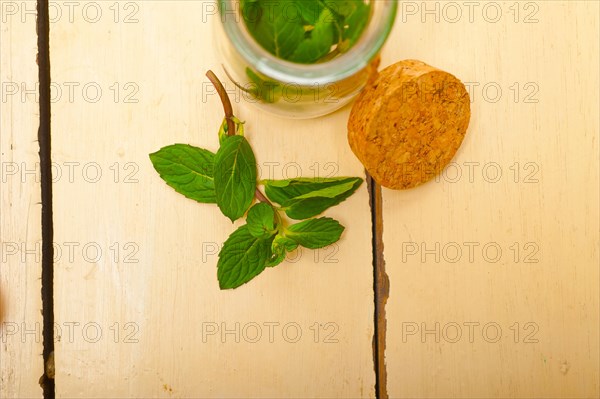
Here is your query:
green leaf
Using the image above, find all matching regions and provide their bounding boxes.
[244,0,306,59]
[217,225,274,289]
[214,135,257,222]
[246,68,282,103]
[322,0,360,18]
[218,119,229,145]
[266,249,286,268]
[295,0,325,24]
[289,8,336,64]
[149,144,216,204]
[319,0,370,50]
[343,1,370,46]
[263,177,363,219]
[266,234,299,267]
[219,117,246,145]
[286,217,345,249]
[266,244,286,267]
[247,203,277,238]
[274,234,299,252]
[293,180,357,200]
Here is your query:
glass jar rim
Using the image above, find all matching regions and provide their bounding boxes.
[219,0,398,86]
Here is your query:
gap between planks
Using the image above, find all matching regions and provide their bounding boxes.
[36,0,55,398]
[368,173,389,399]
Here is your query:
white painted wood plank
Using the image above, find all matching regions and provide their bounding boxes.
[0,1,45,397]
[381,1,599,398]
[50,2,375,397]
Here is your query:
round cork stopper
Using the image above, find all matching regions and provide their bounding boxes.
[348,60,471,190]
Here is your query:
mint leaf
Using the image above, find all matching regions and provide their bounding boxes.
[214,135,257,222]
[289,8,336,64]
[149,144,216,203]
[286,217,344,249]
[267,234,299,267]
[273,236,298,252]
[322,0,360,18]
[266,243,286,267]
[244,1,306,59]
[246,68,281,104]
[266,248,286,268]
[219,117,246,145]
[274,234,299,251]
[320,0,370,49]
[263,177,363,219]
[218,119,228,145]
[247,203,277,238]
[295,0,325,24]
[343,1,370,46]
[217,225,274,289]
[293,180,357,200]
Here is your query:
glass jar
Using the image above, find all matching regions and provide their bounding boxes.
[215,0,398,119]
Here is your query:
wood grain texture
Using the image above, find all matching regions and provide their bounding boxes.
[0,1,45,396]
[381,1,600,398]
[50,2,375,397]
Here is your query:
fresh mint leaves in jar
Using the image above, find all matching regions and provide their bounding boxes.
[216,0,397,119]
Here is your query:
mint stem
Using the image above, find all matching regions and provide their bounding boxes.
[206,70,235,136]
[206,69,274,208]
[255,188,270,204]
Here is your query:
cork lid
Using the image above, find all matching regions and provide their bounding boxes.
[348,60,471,190]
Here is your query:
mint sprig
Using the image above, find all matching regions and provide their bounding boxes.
[149,70,364,289]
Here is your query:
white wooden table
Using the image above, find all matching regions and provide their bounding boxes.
[1,1,598,398]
